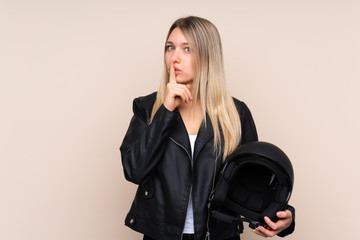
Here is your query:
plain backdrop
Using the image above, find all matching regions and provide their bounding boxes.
[1,0,359,240]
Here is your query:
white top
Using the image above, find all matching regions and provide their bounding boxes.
[183,135,197,234]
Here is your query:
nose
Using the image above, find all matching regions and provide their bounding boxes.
[171,49,180,63]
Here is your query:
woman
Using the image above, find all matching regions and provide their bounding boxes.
[120,16,295,240]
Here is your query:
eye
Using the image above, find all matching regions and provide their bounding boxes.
[184,47,190,52]
[166,45,174,51]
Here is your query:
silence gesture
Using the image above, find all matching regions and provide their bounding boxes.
[163,61,192,111]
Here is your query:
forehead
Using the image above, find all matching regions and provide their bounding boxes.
[167,27,188,44]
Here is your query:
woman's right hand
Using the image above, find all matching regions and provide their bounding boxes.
[163,61,192,111]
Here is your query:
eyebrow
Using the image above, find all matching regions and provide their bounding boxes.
[166,41,189,46]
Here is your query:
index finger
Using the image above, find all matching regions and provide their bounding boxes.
[169,61,176,83]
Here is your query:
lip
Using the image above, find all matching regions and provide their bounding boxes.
[174,67,181,74]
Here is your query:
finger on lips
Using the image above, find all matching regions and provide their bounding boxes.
[169,61,176,83]
[167,61,192,104]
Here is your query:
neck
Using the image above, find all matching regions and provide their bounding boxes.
[179,100,201,113]
[179,101,203,135]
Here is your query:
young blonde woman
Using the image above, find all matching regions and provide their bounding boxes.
[120,16,295,240]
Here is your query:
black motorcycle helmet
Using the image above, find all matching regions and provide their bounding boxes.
[208,141,294,230]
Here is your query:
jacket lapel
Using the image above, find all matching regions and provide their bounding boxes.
[169,112,215,162]
[168,111,192,160]
[193,113,214,161]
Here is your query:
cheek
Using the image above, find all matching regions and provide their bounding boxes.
[186,58,194,75]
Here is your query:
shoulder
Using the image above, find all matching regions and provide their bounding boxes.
[232,96,250,116]
[133,92,157,108]
[132,92,157,121]
[232,96,244,108]
[232,96,258,143]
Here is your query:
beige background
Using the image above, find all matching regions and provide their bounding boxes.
[1,0,359,240]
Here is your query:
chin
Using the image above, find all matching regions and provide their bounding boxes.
[176,78,193,84]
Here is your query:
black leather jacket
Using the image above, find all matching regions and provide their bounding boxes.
[120,92,294,240]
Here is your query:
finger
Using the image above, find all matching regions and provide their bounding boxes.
[185,85,193,101]
[169,61,176,84]
[277,210,292,219]
[167,84,191,104]
[257,226,276,238]
[264,216,279,231]
[179,86,192,104]
[252,228,268,238]
[164,85,183,111]
[173,84,193,103]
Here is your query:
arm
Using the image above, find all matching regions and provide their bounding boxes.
[120,98,178,184]
[121,60,192,184]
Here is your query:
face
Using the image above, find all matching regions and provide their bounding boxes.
[165,27,194,84]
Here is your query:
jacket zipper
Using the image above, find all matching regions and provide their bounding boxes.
[169,137,192,164]
[205,152,218,240]
[169,137,194,240]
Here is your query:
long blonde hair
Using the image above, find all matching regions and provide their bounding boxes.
[151,16,241,161]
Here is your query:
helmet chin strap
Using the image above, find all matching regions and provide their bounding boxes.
[210,209,272,231]
[240,217,272,231]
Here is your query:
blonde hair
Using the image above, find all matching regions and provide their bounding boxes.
[151,16,241,161]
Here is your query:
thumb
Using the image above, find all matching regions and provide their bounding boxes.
[276,211,288,218]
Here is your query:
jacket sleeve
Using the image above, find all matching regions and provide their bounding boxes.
[120,97,178,184]
[277,205,296,237]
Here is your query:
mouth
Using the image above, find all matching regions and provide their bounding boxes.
[174,67,181,74]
